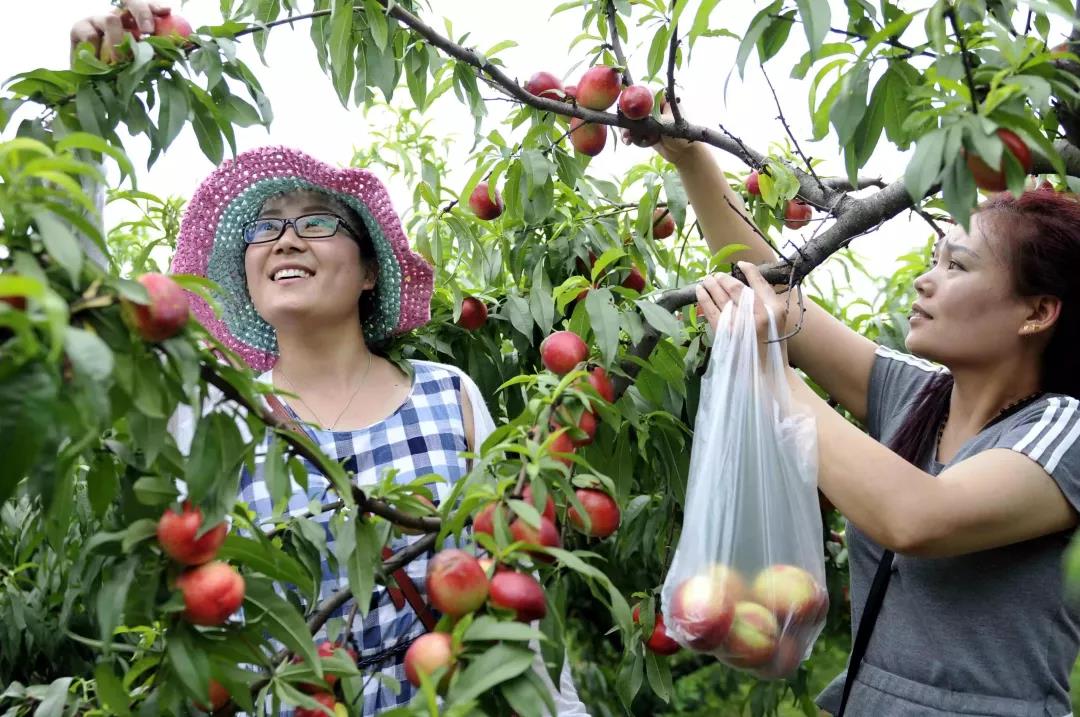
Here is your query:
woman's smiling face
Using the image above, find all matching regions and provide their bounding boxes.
[243,190,375,331]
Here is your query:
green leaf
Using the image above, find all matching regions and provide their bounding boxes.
[529,259,555,336]
[504,293,534,339]
[364,0,389,50]
[830,62,870,147]
[217,534,316,597]
[736,1,783,77]
[445,642,536,704]
[0,362,57,504]
[347,513,379,618]
[635,300,685,341]
[166,626,211,702]
[904,128,947,201]
[63,326,113,382]
[585,288,620,367]
[463,616,545,643]
[796,0,832,57]
[644,649,672,702]
[185,413,245,503]
[93,663,132,717]
[191,99,224,165]
[158,74,190,152]
[33,677,73,717]
[33,211,82,285]
[244,579,322,678]
[646,25,671,78]
[97,558,135,648]
[758,10,795,63]
[690,0,724,49]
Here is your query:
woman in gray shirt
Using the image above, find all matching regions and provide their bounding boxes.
[651,122,1080,715]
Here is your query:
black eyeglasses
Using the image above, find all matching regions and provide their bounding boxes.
[242,213,358,245]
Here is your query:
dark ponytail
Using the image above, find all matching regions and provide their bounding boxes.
[888,187,1080,464]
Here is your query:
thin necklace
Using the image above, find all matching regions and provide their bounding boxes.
[277,351,374,430]
[936,390,1042,458]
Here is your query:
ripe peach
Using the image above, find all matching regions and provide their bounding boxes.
[468,181,503,220]
[652,209,675,239]
[584,366,615,403]
[540,330,588,374]
[522,484,556,522]
[746,170,761,196]
[489,571,547,622]
[426,549,489,618]
[569,118,607,156]
[576,66,621,110]
[632,604,681,656]
[510,515,562,558]
[525,71,564,100]
[618,85,654,120]
[751,564,826,624]
[668,567,744,650]
[176,561,245,626]
[783,200,812,229]
[122,273,190,342]
[722,601,779,668]
[621,265,646,292]
[458,297,488,330]
[567,489,620,538]
[156,502,227,566]
[965,128,1033,192]
[404,633,455,689]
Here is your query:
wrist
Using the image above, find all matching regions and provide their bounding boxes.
[669,142,709,169]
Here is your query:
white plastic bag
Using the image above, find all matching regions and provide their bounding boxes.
[661,285,826,679]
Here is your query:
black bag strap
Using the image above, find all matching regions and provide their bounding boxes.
[836,392,1045,716]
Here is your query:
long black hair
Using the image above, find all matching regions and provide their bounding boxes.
[889,188,1080,464]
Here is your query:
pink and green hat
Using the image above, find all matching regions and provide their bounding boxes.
[171,146,434,372]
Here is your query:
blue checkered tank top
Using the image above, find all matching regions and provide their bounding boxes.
[240,360,470,714]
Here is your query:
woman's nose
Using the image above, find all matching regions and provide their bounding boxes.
[273,227,308,253]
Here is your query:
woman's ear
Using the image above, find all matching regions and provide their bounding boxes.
[362,262,379,292]
[1025,295,1063,332]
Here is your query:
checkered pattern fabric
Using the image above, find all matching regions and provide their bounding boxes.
[239,361,469,714]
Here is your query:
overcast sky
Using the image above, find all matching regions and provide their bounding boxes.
[4,1,1039,295]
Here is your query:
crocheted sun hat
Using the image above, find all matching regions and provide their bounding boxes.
[171,146,433,372]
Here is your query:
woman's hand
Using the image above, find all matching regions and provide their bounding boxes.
[696,261,795,363]
[619,98,703,166]
[70,1,171,63]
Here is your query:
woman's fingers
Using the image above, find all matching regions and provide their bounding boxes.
[695,284,721,329]
[125,1,159,34]
[70,18,103,54]
[736,261,775,294]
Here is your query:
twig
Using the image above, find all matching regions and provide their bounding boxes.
[760,63,824,192]
[605,0,634,87]
[911,205,946,238]
[821,176,887,191]
[771,14,935,59]
[306,533,439,634]
[722,194,780,254]
[946,8,980,115]
[666,15,683,126]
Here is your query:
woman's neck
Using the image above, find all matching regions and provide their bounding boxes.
[272,319,372,391]
[947,354,1042,434]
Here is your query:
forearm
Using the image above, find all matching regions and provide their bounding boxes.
[673,146,777,264]
[784,367,935,553]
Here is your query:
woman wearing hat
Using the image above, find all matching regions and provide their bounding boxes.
[72,5,591,711]
[168,144,591,714]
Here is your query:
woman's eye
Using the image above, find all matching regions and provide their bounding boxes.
[948,260,963,270]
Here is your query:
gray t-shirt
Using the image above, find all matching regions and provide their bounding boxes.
[817,345,1080,717]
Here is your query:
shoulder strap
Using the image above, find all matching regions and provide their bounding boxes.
[266,392,438,633]
[837,391,1045,714]
[836,548,892,716]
